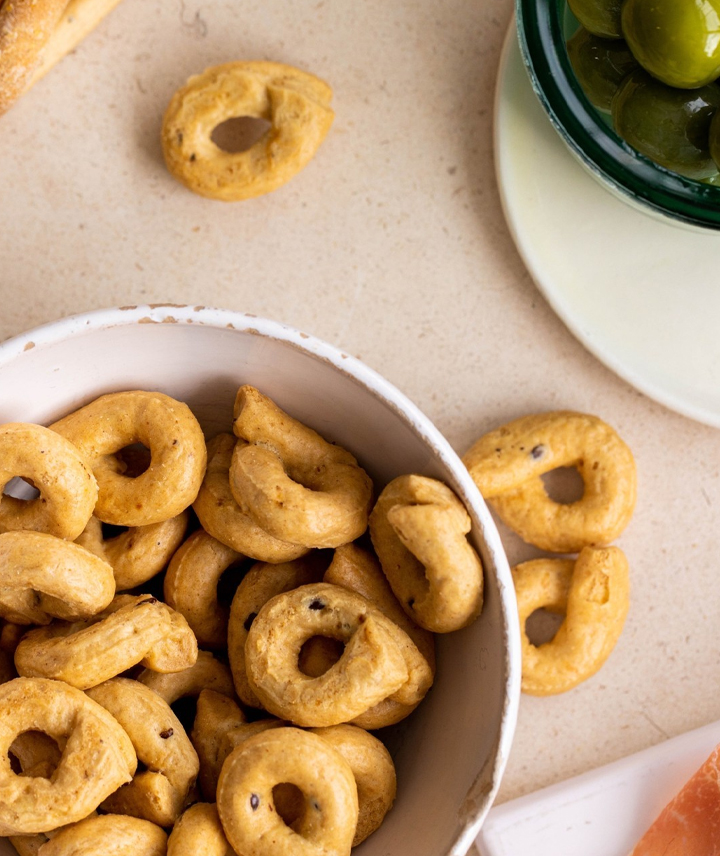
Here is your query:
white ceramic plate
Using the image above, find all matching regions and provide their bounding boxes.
[476,717,720,855]
[494,22,720,429]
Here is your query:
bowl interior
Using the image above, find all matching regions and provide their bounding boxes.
[0,307,519,856]
[516,0,720,229]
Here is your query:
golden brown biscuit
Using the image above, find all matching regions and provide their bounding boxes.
[230,386,373,549]
[0,423,97,540]
[217,728,358,856]
[369,474,484,633]
[136,649,234,706]
[162,61,334,201]
[167,803,234,856]
[51,391,206,527]
[514,546,630,695]
[0,677,136,835]
[463,411,637,552]
[37,814,167,856]
[77,511,188,591]
[193,433,308,562]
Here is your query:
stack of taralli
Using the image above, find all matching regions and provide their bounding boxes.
[0,384,485,855]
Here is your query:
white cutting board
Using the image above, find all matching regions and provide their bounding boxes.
[476,718,720,856]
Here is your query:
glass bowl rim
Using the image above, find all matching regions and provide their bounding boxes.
[516,0,720,230]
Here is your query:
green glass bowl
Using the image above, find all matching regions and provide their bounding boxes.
[516,0,720,230]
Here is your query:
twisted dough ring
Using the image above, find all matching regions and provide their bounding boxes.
[163,528,243,649]
[0,677,136,835]
[14,595,198,689]
[463,411,637,552]
[51,390,207,527]
[514,546,630,695]
[162,61,334,201]
[369,474,484,633]
[87,678,199,827]
[191,690,283,801]
[193,433,308,562]
[322,543,435,729]
[245,582,432,727]
[37,814,167,856]
[230,385,374,549]
[309,725,396,847]
[136,649,235,706]
[217,727,358,856]
[227,553,326,708]
[0,531,115,625]
[77,510,188,591]
[167,803,234,856]
[0,422,97,539]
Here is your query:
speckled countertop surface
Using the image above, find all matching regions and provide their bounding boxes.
[1,0,719,848]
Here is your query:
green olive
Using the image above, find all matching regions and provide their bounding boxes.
[622,0,720,89]
[566,28,637,112]
[567,0,623,39]
[612,69,720,179]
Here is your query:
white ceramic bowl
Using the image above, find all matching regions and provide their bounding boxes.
[0,305,520,856]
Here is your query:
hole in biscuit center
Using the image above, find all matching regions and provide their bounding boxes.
[298,636,345,677]
[115,443,151,478]
[540,466,584,504]
[525,608,564,647]
[2,477,40,501]
[273,782,305,828]
[211,116,271,153]
[9,731,63,778]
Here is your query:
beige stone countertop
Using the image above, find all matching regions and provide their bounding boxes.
[1,0,719,844]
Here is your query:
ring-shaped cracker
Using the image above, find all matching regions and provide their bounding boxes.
[245,582,434,727]
[87,678,199,827]
[0,531,115,625]
[217,727,358,856]
[0,423,97,540]
[164,529,243,648]
[309,724,396,846]
[167,803,234,856]
[51,391,207,527]
[14,595,198,690]
[230,386,373,549]
[77,511,188,591]
[463,411,637,552]
[194,434,308,562]
[0,677,136,835]
[136,649,234,706]
[369,475,484,633]
[514,546,630,695]
[37,814,167,856]
[161,61,334,201]
[227,553,327,708]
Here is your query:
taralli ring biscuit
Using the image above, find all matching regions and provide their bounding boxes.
[136,649,235,706]
[230,386,373,549]
[167,803,234,856]
[369,474,484,633]
[227,553,326,708]
[0,677,136,835]
[193,434,308,562]
[0,531,115,625]
[0,422,97,540]
[309,724,396,846]
[14,595,198,690]
[245,582,434,726]
[163,529,243,649]
[51,391,207,527]
[463,411,637,552]
[217,727,358,856]
[161,61,334,201]
[514,546,630,695]
[37,813,167,856]
[87,678,199,827]
[77,511,188,591]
